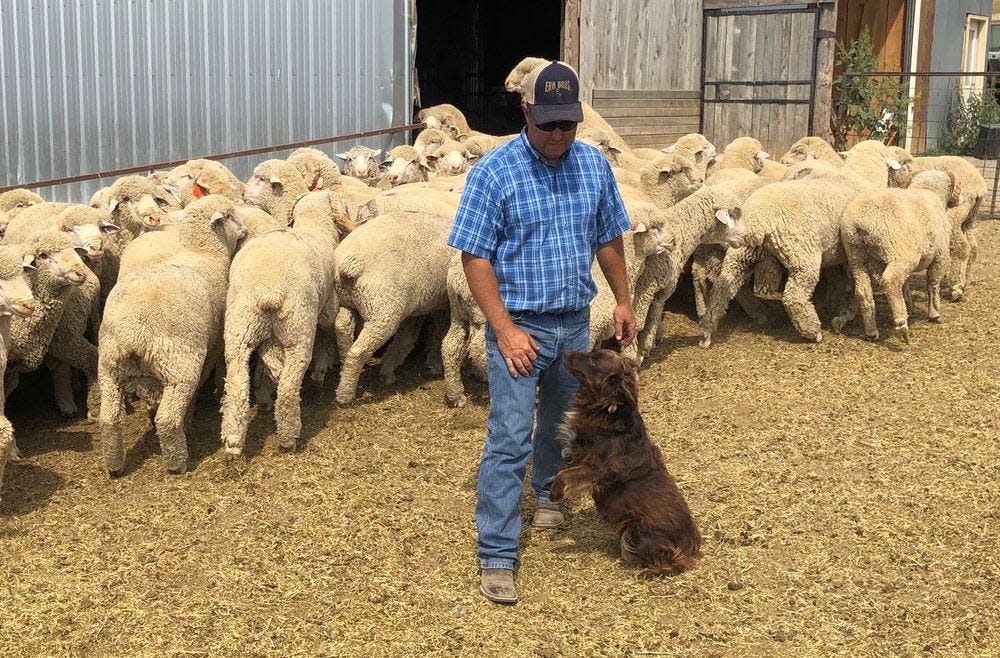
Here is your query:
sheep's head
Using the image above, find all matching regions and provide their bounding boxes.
[336,146,382,182]
[667,134,717,165]
[106,175,175,238]
[0,188,44,215]
[287,147,341,191]
[780,136,835,165]
[640,154,702,204]
[626,200,675,257]
[428,140,469,176]
[380,146,431,187]
[184,195,247,254]
[414,128,448,157]
[910,170,962,208]
[723,137,767,173]
[23,230,90,288]
[0,246,37,318]
[166,159,242,204]
[708,202,746,249]
[504,56,549,93]
[57,206,120,261]
[244,159,309,215]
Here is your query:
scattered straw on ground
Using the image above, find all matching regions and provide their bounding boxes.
[1,223,999,657]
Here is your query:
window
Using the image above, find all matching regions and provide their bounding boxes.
[962,14,989,97]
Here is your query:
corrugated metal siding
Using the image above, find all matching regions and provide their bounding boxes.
[1,0,411,202]
[577,0,702,102]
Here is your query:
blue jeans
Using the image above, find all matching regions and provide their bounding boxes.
[476,307,590,570]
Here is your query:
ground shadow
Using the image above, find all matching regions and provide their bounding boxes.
[0,462,66,517]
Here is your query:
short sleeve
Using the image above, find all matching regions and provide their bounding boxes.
[594,158,632,246]
[448,164,504,259]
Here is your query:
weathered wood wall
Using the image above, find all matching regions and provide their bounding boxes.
[575,0,702,149]
[702,7,817,158]
[590,90,701,148]
[836,0,908,72]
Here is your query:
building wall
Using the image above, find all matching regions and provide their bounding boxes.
[1,0,411,202]
[577,0,702,102]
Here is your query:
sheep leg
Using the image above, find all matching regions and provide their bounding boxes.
[849,260,879,340]
[691,257,710,319]
[926,256,947,323]
[274,344,312,450]
[782,261,823,343]
[947,225,972,301]
[379,316,423,385]
[699,248,756,348]
[734,285,770,325]
[220,345,254,460]
[423,310,448,376]
[441,314,470,408]
[336,317,396,405]
[0,418,12,504]
[334,308,358,362]
[881,261,915,342]
[99,362,128,477]
[48,358,79,418]
[308,329,336,386]
[154,381,198,475]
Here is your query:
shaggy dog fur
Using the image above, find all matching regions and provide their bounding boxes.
[552,349,702,575]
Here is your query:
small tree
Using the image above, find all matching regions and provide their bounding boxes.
[937,86,1000,155]
[831,27,915,151]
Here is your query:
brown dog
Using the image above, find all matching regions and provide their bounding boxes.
[551,349,702,575]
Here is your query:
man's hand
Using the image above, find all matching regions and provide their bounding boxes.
[614,301,637,348]
[496,323,539,377]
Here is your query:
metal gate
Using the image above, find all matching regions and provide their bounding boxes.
[700,3,823,158]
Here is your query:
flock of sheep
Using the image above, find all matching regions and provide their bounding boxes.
[0,56,986,496]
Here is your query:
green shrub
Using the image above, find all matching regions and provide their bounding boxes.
[938,86,1000,155]
[831,27,915,150]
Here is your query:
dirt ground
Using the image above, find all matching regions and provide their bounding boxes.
[1,222,999,658]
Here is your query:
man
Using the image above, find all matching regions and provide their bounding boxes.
[447,60,636,604]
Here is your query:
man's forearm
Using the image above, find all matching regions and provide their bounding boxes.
[595,236,631,305]
[461,252,514,333]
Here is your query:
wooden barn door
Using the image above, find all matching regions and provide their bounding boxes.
[700,3,823,158]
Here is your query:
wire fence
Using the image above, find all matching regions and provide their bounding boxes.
[839,70,1000,219]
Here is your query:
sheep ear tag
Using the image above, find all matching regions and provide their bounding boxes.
[22,253,36,270]
[715,209,735,229]
[633,222,648,234]
[210,211,226,224]
[314,176,325,190]
[192,184,206,198]
[887,159,902,171]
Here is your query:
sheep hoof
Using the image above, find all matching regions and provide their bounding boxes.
[58,404,80,419]
[830,316,845,334]
[278,438,298,452]
[950,285,964,301]
[309,369,327,386]
[894,321,911,343]
[445,394,467,409]
[166,464,188,476]
[929,314,942,323]
[335,391,355,406]
[865,332,880,342]
[108,468,125,479]
[9,443,23,462]
[380,371,397,385]
[812,331,823,344]
[698,334,712,348]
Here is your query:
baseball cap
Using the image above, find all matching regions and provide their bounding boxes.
[521,60,584,124]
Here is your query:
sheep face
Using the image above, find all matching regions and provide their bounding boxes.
[382,153,431,187]
[107,177,174,237]
[24,233,90,287]
[414,128,448,157]
[337,147,382,182]
[0,256,36,318]
[708,206,746,249]
[0,189,44,214]
[62,222,119,261]
[428,144,468,176]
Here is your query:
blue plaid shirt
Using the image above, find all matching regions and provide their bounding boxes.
[448,129,630,314]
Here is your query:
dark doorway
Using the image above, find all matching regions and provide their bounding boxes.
[415,0,562,136]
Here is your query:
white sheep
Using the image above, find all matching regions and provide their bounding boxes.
[286,147,342,190]
[664,133,717,179]
[698,140,901,347]
[165,159,246,206]
[354,184,459,224]
[413,128,449,157]
[0,245,37,477]
[220,190,348,459]
[416,104,472,141]
[243,159,311,225]
[0,189,44,237]
[462,133,514,164]
[838,170,959,342]
[707,137,770,177]
[6,231,90,410]
[377,145,432,188]
[779,136,844,166]
[336,146,383,185]
[98,195,246,475]
[886,147,987,301]
[427,139,469,177]
[333,211,454,404]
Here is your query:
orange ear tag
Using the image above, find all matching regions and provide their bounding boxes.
[192,184,206,198]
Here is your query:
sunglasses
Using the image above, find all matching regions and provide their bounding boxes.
[536,119,578,132]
